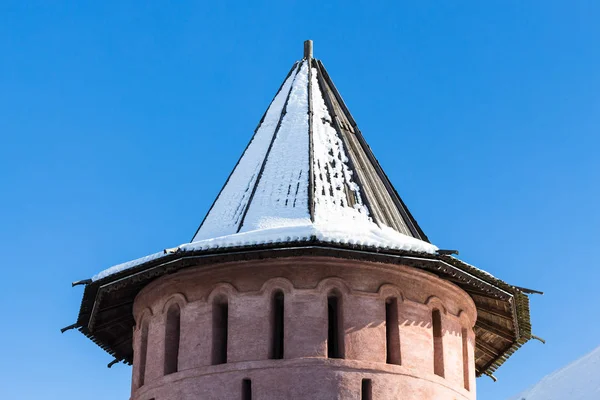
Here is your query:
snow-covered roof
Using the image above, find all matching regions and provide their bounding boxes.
[93,46,438,281]
[192,52,431,243]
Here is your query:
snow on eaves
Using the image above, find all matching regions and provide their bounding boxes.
[92,251,165,281]
[92,224,438,281]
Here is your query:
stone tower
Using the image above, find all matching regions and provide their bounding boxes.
[67,41,534,400]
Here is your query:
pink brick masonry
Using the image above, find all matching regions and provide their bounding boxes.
[130,256,477,400]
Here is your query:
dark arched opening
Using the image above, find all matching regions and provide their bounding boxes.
[164,304,180,375]
[270,291,284,359]
[432,309,444,377]
[212,296,228,365]
[385,297,401,365]
[137,320,149,387]
[327,291,344,359]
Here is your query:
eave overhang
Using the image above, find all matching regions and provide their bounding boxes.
[74,241,531,376]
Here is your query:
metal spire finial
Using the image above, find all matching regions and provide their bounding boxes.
[304,40,313,59]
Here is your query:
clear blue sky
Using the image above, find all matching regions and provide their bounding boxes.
[1,2,598,399]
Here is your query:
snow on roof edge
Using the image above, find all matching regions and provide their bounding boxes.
[91,224,438,281]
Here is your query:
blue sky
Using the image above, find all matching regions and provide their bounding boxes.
[1,1,599,399]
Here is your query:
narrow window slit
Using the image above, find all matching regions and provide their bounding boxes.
[462,328,470,391]
[271,291,284,359]
[242,379,252,400]
[385,298,401,365]
[327,292,344,359]
[361,379,372,400]
[137,321,149,387]
[212,298,228,365]
[163,304,180,375]
[432,309,444,377]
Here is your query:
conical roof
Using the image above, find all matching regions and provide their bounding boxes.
[190,42,434,254]
[70,42,533,378]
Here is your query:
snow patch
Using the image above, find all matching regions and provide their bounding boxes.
[92,251,165,281]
